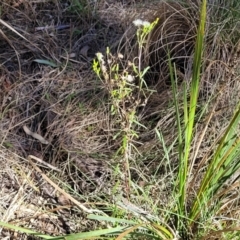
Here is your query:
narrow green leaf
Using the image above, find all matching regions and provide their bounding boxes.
[63,226,126,240]
[34,59,58,67]
[0,221,57,239]
[88,214,137,225]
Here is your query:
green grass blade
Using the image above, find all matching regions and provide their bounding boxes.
[63,226,126,240]
[185,0,207,167]
[34,59,58,67]
[88,214,137,225]
[190,103,240,222]
[0,221,58,239]
[168,0,207,227]
[179,0,207,217]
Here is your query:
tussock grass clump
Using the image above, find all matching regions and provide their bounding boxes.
[0,0,240,239]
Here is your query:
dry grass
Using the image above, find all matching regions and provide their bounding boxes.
[0,0,240,239]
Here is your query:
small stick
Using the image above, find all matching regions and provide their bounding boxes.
[27,155,61,172]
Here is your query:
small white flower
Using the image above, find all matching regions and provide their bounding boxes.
[123,74,135,83]
[142,21,150,27]
[133,19,144,27]
[96,52,103,61]
[133,19,150,27]
[118,53,124,59]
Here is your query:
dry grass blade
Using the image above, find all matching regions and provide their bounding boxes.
[27,155,99,214]
[189,83,227,187]
[201,227,240,240]
[27,155,61,172]
[0,28,21,75]
[0,19,29,42]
